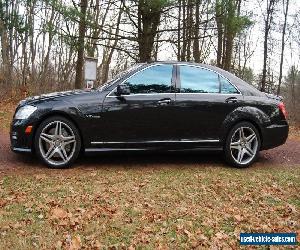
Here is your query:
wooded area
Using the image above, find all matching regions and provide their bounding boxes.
[0,0,299,122]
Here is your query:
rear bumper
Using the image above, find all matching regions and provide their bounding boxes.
[261,122,289,150]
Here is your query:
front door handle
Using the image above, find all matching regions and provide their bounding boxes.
[157,98,171,106]
[225,97,238,103]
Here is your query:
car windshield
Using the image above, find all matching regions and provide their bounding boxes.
[98,63,145,91]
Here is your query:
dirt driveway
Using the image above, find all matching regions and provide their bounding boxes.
[1,131,299,173]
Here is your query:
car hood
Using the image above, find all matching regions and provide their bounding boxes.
[19,89,97,106]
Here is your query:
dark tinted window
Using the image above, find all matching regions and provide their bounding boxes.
[124,64,173,94]
[180,66,219,93]
[220,76,239,94]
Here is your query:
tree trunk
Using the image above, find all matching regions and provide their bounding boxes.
[137,0,162,62]
[193,0,200,62]
[177,0,181,61]
[102,5,123,84]
[28,1,36,85]
[277,0,289,95]
[75,0,87,89]
[181,0,187,61]
[216,0,223,67]
[261,0,276,92]
[261,19,269,92]
[0,20,10,87]
[0,0,12,89]
[186,0,192,61]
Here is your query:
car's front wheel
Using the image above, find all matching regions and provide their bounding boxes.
[35,116,81,168]
[224,122,261,168]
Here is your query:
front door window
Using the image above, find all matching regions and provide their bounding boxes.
[123,64,174,94]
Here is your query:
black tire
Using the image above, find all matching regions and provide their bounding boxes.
[224,121,261,168]
[34,116,81,168]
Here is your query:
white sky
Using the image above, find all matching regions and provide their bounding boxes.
[20,0,299,82]
[157,0,300,79]
[249,0,300,76]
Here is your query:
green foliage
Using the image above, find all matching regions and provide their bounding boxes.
[228,15,253,35]
[50,0,81,23]
[41,21,56,34]
[216,0,253,36]
[0,1,28,34]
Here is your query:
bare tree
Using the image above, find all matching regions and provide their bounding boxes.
[261,0,278,92]
[75,0,88,89]
[277,0,289,95]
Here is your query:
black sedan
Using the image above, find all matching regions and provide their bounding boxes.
[10,62,289,168]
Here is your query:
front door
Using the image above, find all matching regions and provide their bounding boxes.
[99,64,178,144]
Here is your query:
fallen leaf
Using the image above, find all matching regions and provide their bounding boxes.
[56,240,62,249]
[38,214,44,219]
[69,235,81,250]
[184,229,193,239]
[51,207,68,220]
[234,215,242,222]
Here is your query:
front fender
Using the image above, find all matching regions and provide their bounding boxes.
[220,106,270,144]
[28,101,86,149]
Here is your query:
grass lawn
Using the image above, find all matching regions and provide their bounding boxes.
[0,166,299,249]
[0,100,299,249]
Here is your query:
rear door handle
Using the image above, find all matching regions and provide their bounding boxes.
[225,97,238,103]
[157,98,171,105]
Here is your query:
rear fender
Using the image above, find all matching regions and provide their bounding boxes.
[220,106,270,145]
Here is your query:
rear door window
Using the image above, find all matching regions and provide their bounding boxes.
[179,66,220,93]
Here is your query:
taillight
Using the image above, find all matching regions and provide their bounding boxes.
[278,102,287,120]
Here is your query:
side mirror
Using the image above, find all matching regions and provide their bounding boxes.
[116,84,130,96]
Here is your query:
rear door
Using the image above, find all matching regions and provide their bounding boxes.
[174,65,242,142]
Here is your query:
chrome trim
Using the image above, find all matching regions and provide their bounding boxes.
[85,148,146,152]
[107,93,174,97]
[175,93,241,96]
[85,147,223,153]
[12,147,31,153]
[91,139,219,145]
[106,92,241,98]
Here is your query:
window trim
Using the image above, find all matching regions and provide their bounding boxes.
[107,63,176,97]
[177,64,241,95]
[107,63,242,97]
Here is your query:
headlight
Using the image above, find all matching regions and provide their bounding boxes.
[15,105,37,120]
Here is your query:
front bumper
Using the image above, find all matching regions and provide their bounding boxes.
[261,122,289,150]
[10,119,36,153]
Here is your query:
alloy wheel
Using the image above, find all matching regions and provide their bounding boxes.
[230,126,258,165]
[38,121,77,166]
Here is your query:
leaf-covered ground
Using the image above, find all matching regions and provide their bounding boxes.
[0,101,299,249]
[0,162,299,249]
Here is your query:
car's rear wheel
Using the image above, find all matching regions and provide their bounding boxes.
[224,122,261,168]
[35,116,81,168]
